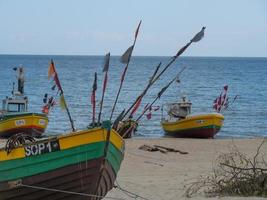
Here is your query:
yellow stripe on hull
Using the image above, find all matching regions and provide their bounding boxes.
[0,128,124,162]
[161,113,224,133]
[0,114,48,133]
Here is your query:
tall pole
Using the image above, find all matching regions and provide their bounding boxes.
[122,27,206,120]
[98,53,110,124]
[110,20,142,121]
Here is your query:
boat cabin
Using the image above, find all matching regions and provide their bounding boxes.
[2,95,28,113]
[1,66,28,114]
[167,96,192,119]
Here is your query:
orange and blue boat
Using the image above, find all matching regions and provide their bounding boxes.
[161,96,224,138]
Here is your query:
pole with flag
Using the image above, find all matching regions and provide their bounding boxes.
[213,85,228,113]
[150,27,205,86]
[121,71,182,138]
[97,53,110,124]
[110,20,142,121]
[91,72,98,125]
[48,59,75,132]
[136,70,183,122]
[122,27,206,120]
[123,62,161,119]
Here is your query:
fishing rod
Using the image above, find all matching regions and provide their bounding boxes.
[110,20,142,121]
[122,27,206,120]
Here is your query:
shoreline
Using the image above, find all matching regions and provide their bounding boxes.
[105,137,267,200]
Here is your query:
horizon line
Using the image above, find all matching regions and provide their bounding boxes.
[0,53,267,59]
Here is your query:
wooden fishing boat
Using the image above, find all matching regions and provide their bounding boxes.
[0,121,124,200]
[0,67,48,138]
[116,119,138,139]
[0,111,48,138]
[161,96,224,138]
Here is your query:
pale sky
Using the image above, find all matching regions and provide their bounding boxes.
[0,0,266,57]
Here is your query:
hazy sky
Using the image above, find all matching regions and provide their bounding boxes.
[0,0,266,57]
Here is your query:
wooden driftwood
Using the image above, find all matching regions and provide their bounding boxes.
[139,145,167,154]
[154,145,188,154]
[139,144,188,154]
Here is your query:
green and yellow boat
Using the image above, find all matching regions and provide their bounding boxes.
[0,67,48,138]
[0,123,124,200]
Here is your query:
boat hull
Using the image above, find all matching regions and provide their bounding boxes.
[0,127,124,200]
[161,113,224,138]
[0,112,48,138]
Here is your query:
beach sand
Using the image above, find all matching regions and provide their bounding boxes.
[105,138,267,200]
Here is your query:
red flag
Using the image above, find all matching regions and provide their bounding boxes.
[213,85,228,112]
[48,60,63,92]
[145,105,160,120]
[53,74,63,91]
[130,96,142,117]
[135,20,142,39]
[146,106,152,120]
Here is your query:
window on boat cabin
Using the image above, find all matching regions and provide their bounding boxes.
[7,103,26,112]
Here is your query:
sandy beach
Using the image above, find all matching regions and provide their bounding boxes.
[105,138,267,200]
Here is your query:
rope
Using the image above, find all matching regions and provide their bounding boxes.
[20,183,125,200]
[114,181,151,200]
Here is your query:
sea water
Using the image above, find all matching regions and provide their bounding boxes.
[0,55,266,138]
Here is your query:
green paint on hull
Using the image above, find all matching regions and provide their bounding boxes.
[106,143,124,173]
[0,141,123,182]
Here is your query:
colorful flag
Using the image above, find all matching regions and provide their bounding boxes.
[103,53,110,72]
[145,105,160,120]
[191,27,206,43]
[120,45,134,64]
[213,85,228,112]
[135,20,142,39]
[48,59,56,79]
[48,60,63,91]
[53,74,63,91]
[59,93,67,110]
[130,96,142,117]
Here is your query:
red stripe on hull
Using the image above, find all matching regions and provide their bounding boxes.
[165,127,221,138]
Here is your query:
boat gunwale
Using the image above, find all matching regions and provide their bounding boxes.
[0,128,124,161]
[161,112,224,125]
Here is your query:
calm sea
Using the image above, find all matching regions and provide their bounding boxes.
[0,55,266,138]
